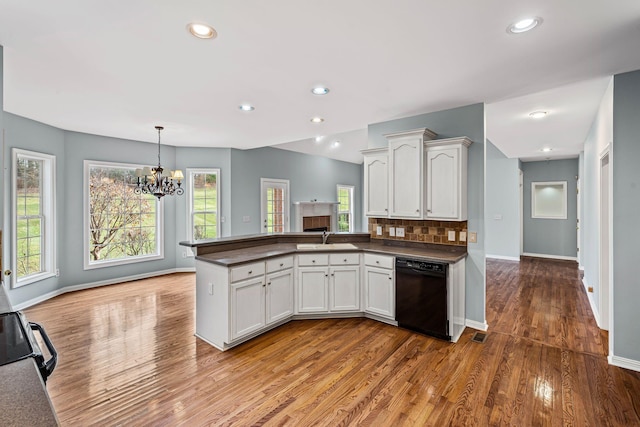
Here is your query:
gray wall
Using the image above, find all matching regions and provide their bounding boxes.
[485,140,520,259]
[521,159,579,258]
[367,103,486,326]
[612,70,640,361]
[1,111,363,306]
[229,146,363,236]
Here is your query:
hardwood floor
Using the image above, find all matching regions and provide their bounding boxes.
[25,258,640,426]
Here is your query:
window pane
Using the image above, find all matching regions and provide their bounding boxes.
[16,153,45,280]
[88,163,159,264]
[190,171,218,240]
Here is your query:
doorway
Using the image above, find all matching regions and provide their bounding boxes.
[599,150,611,331]
[260,178,290,233]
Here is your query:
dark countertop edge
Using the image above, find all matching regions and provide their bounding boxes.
[195,241,467,267]
[179,232,371,248]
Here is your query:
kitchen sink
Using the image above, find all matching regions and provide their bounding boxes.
[296,243,358,250]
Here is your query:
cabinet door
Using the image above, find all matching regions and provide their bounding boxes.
[297,268,329,313]
[426,146,459,220]
[364,153,389,216]
[266,269,294,324]
[230,277,266,340]
[330,266,360,312]
[389,138,422,218]
[364,267,395,319]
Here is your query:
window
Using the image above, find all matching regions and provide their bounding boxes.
[12,149,56,287]
[84,160,163,269]
[187,168,220,240]
[531,181,567,219]
[337,185,354,232]
[260,178,290,233]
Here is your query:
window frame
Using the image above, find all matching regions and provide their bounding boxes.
[260,178,290,233]
[186,168,221,244]
[336,184,355,233]
[11,148,57,288]
[83,160,164,270]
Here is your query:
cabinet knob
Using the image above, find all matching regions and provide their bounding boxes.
[376,260,380,264]
[331,273,335,277]
[268,282,271,286]
[280,263,284,267]
[248,270,253,274]
[389,276,392,280]
[343,259,347,262]
[312,260,316,263]
[325,274,329,277]
[416,209,419,213]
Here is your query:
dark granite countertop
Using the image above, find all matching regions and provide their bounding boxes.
[0,285,60,426]
[195,239,466,267]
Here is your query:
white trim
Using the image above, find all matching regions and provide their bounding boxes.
[465,319,489,331]
[186,168,221,250]
[609,355,640,373]
[11,149,57,288]
[83,160,164,270]
[582,277,602,328]
[486,254,520,261]
[11,269,194,310]
[521,252,578,262]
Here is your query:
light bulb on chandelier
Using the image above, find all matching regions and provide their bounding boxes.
[134,126,184,200]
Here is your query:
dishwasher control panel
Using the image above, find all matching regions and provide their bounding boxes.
[396,258,447,274]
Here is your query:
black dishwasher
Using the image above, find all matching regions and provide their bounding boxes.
[395,257,450,341]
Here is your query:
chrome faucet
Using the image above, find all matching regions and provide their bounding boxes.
[322,230,330,244]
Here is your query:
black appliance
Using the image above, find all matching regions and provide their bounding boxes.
[0,311,57,383]
[395,257,450,341]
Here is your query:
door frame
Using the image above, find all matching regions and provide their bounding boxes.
[260,178,290,233]
[599,146,612,334]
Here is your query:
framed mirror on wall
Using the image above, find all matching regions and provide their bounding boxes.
[531,181,567,219]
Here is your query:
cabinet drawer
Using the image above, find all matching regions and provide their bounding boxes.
[297,254,329,267]
[329,253,360,266]
[266,256,294,273]
[230,262,265,283]
[364,253,394,269]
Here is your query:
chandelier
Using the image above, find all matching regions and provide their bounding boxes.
[134,126,184,200]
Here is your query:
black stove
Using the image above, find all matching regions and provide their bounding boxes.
[0,311,57,383]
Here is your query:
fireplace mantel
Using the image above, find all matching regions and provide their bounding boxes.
[293,201,339,232]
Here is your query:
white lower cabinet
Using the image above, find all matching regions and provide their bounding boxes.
[231,277,266,340]
[195,256,294,350]
[296,252,361,314]
[363,254,395,319]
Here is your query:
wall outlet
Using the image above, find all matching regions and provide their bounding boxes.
[448,230,456,241]
[55,268,60,277]
[396,227,405,237]
[221,216,226,223]
[459,231,467,242]
[242,215,251,223]
[468,232,477,243]
[376,225,383,236]
[208,283,214,295]
[182,251,187,258]
[493,214,503,220]
[389,227,396,237]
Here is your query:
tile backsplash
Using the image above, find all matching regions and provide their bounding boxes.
[368,217,467,246]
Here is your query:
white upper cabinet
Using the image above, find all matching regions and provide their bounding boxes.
[362,148,389,216]
[425,137,472,221]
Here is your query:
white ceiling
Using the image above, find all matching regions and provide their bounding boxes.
[1,1,639,164]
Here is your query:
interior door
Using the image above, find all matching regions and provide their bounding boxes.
[260,178,290,233]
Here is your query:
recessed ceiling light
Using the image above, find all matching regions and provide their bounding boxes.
[529,111,548,119]
[187,22,217,39]
[311,87,330,95]
[507,17,542,34]
[541,147,553,153]
[332,141,341,148]
[310,117,324,123]
[239,104,255,111]
[315,136,323,142]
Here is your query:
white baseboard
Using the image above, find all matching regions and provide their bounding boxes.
[466,319,489,331]
[609,354,640,373]
[522,252,578,262]
[486,255,520,261]
[582,277,602,328]
[12,269,195,310]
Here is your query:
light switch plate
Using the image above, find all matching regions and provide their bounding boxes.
[389,227,396,237]
[396,227,405,238]
[376,225,383,236]
[459,231,467,242]
[469,232,477,243]
[448,230,456,241]
[242,216,251,223]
